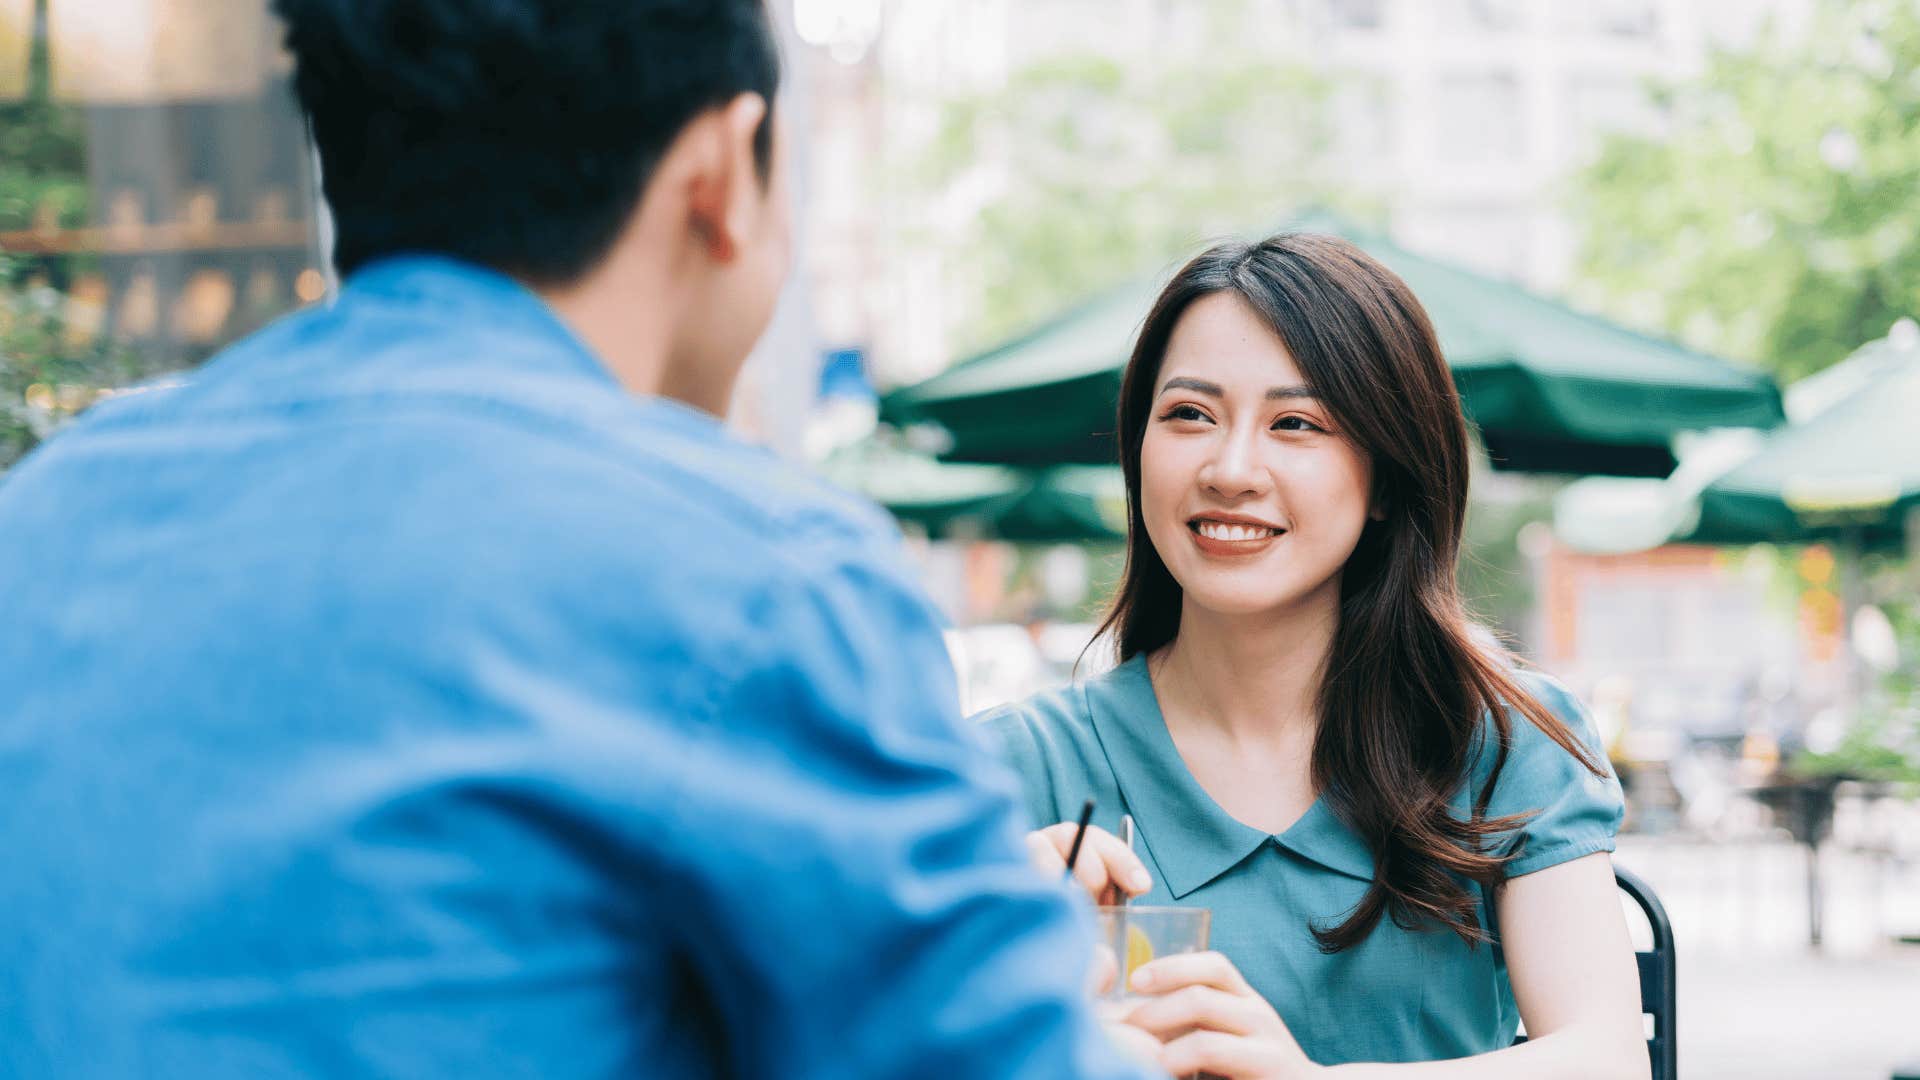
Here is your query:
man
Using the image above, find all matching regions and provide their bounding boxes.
[0,2,1156,1075]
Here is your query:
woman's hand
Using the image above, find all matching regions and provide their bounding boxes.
[1085,940,1167,1068]
[1123,951,1323,1080]
[1025,822,1153,904]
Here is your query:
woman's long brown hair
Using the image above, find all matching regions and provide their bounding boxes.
[1095,234,1607,951]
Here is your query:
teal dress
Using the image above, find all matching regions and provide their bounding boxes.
[979,654,1624,1066]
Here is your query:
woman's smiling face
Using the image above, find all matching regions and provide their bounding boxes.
[1139,291,1378,619]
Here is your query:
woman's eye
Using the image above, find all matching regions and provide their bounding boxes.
[1160,404,1210,423]
[1272,415,1324,433]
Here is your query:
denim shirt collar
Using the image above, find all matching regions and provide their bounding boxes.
[337,254,732,441]
[344,254,618,388]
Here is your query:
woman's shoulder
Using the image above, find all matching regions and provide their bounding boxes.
[970,658,1145,826]
[1466,661,1589,745]
[972,675,1101,765]
[1470,665,1625,866]
[972,684,1091,832]
[1488,667,1603,761]
[1507,667,1587,724]
[1461,665,1602,800]
[974,653,1152,738]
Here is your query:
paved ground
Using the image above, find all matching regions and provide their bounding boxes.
[1676,949,1920,1079]
[1615,833,1920,1079]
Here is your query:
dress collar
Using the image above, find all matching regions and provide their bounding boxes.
[1084,654,1375,898]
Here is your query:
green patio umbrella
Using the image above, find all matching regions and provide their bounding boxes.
[1554,327,1920,552]
[819,443,1022,536]
[882,211,1785,478]
[1682,331,1919,549]
[824,444,1127,543]
[988,465,1128,543]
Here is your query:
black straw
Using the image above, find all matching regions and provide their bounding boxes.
[1062,798,1096,878]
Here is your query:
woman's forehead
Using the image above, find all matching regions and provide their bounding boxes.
[1159,294,1306,392]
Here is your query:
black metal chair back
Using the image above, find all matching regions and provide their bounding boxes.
[1510,865,1676,1080]
[1615,864,1677,1080]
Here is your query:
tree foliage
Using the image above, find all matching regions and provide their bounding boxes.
[0,255,155,470]
[0,1,164,470]
[906,6,1334,350]
[1572,0,1920,381]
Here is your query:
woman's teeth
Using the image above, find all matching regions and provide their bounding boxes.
[1193,521,1278,542]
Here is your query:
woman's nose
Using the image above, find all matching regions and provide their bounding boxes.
[1198,428,1270,498]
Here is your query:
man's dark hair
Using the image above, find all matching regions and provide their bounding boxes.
[273,0,781,283]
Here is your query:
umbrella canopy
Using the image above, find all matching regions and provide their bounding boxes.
[1684,331,1920,549]
[883,278,1161,467]
[819,443,1022,535]
[824,444,1127,543]
[882,211,1785,478]
[989,465,1128,543]
[1555,326,1920,552]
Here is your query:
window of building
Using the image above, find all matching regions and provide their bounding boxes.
[1553,0,1659,40]
[1327,0,1387,31]
[1437,0,1523,33]
[1565,75,1660,148]
[1593,0,1659,39]
[0,0,323,470]
[1332,76,1396,167]
[1433,72,1526,163]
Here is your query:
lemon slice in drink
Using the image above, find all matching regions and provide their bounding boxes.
[1124,924,1154,979]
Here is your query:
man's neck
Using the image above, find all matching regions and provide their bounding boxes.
[537,272,682,402]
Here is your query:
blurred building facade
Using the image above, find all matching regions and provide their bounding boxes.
[0,0,325,372]
[788,0,1814,387]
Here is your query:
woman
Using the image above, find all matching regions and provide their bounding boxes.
[988,234,1648,1079]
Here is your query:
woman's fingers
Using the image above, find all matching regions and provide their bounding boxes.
[1081,825,1154,896]
[1130,950,1255,997]
[1157,1029,1284,1080]
[1033,823,1153,901]
[1101,1017,1166,1070]
[1118,952,1314,1079]
[1121,984,1262,1039]
[1084,942,1120,997]
[1069,839,1111,898]
[1025,830,1067,876]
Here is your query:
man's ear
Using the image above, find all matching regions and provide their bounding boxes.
[683,92,770,266]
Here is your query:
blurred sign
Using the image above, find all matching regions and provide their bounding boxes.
[1783,474,1901,525]
[793,0,882,64]
[0,0,28,100]
[49,0,280,102]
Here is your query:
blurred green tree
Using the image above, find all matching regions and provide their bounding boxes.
[1572,0,1920,381]
[902,1,1336,350]
[0,0,87,237]
[0,0,162,470]
[1,252,153,470]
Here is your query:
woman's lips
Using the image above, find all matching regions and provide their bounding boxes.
[1187,519,1284,557]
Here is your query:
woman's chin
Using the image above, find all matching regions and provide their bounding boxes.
[1179,585,1306,619]
[1171,566,1344,622]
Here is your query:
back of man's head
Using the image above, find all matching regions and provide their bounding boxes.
[273,0,781,287]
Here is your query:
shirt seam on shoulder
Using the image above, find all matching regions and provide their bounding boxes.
[81,386,876,548]
[1503,835,1615,878]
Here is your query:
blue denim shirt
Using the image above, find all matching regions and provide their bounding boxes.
[0,257,1150,1079]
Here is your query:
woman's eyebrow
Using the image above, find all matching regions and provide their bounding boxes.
[1159,376,1223,398]
[1157,376,1319,401]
